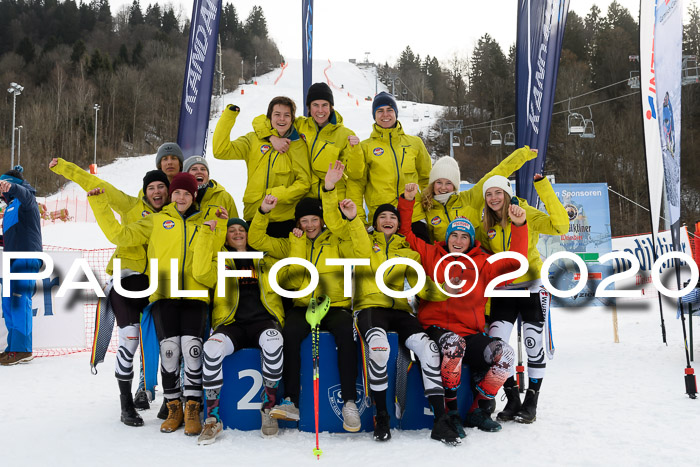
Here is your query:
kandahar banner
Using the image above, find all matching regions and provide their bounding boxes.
[537,183,613,307]
[515,0,570,207]
[654,0,683,252]
[302,0,314,115]
[177,0,222,159]
[640,0,664,248]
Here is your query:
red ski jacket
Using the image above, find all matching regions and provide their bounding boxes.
[398,196,528,336]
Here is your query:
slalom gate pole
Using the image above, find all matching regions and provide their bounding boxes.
[678,282,697,399]
[516,316,525,392]
[312,324,322,459]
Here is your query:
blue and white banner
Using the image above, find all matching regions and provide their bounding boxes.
[654,0,683,252]
[302,0,314,115]
[177,0,222,159]
[515,0,570,207]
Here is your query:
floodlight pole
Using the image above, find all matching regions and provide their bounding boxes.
[93,104,100,166]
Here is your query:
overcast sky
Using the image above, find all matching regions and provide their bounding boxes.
[111,1,657,63]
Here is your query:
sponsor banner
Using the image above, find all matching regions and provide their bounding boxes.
[177,0,222,159]
[537,184,613,307]
[515,0,570,207]
[0,251,86,350]
[302,0,314,115]
[610,226,693,302]
[654,0,683,230]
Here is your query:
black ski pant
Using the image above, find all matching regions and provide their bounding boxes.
[282,306,357,405]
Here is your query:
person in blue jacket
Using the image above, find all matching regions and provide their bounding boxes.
[0,166,43,366]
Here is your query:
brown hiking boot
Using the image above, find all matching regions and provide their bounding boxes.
[184,400,202,436]
[160,399,184,433]
[0,352,34,366]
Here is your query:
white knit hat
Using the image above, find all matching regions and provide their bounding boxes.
[482,175,514,198]
[429,157,461,191]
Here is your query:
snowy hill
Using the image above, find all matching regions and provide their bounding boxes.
[42,59,441,249]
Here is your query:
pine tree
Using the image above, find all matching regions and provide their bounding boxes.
[128,0,144,27]
[161,7,178,34]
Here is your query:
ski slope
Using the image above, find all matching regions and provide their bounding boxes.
[41,59,442,249]
[10,60,699,466]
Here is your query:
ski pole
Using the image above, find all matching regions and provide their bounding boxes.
[312,323,322,458]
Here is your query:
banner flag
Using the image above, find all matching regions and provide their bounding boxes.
[302,0,314,116]
[515,0,570,207]
[653,0,683,255]
[177,0,222,160]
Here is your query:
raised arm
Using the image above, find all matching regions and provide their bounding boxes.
[87,190,152,247]
[247,195,291,258]
[460,146,538,208]
[528,175,569,235]
[212,105,253,160]
[50,157,138,215]
[482,204,530,284]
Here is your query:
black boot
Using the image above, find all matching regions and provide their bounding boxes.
[514,389,539,424]
[431,413,461,446]
[497,385,522,422]
[133,388,150,410]
[373,411,391,441]
[157,399,169,420]
[120,394,144,427]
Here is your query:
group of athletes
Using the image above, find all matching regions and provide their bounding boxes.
[49,82,569,446]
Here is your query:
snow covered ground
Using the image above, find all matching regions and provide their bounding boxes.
[2,306,697,466]
[5,60,699,466]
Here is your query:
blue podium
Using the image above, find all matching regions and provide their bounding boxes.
[217,331,473,432]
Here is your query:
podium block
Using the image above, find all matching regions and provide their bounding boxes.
[217,332,473,432]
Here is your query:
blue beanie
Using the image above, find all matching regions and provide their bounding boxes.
[445,217,475,247]
[372,92,398,120]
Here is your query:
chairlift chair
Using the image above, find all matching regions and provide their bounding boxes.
[504,123,515,146]
[580,106,595,139]
[581,119,595,138]
[452,135,460,147]
[424,109,430,118]
[490,131,502,146]
[567,98,585,135]
[413,110,419,123]
[628,70,640,89]
[464,130,473,147]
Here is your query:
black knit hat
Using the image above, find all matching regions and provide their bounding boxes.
[142,170,170,194]
[373,203,400,229]
[227,218,249,232]
[295,197,323,222]
[372,92,398,119]
[306,82,334,107]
